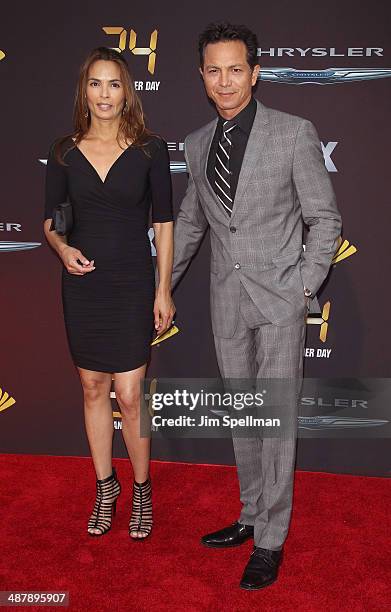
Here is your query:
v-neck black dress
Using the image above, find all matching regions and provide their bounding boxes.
[44,135,173,373]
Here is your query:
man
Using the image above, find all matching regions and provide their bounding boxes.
[171,22,342,589]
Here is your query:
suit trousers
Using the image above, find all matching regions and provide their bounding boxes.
[213,282,306,550]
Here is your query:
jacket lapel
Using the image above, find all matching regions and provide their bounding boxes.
[230,100,271,220]
[196,100,271,222]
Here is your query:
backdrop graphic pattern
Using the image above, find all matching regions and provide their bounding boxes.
[1,0,390,475]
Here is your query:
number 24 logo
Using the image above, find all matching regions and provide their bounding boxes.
[103,28,158,74]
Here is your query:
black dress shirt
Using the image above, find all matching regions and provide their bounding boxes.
[206,96,257,203]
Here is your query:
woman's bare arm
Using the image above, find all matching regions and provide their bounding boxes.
[43,218,95,276]
[153,221,175,334]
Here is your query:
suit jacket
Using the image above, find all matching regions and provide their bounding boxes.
[171,99,342,339]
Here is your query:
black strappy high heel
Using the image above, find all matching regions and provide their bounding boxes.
[129,477,153,540]
[87,467,121,537]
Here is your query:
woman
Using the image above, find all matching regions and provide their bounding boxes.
[43,47,175,539]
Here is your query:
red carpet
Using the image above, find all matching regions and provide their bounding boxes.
[0,454,390,611]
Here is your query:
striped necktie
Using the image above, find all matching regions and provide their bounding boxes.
[214,119,237,215]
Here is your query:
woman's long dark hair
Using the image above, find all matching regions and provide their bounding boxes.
[54,47,152,164]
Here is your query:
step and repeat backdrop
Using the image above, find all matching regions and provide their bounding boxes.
[1,0,390,475]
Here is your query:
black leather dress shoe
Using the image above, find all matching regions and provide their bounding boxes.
[201,521,254,548]
[240,546,283,590]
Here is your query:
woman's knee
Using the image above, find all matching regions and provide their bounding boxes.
[81,375,110,402]
[115,387,140,417]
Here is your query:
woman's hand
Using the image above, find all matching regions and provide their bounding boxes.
[59,245,95,276]
[154,290,175,336]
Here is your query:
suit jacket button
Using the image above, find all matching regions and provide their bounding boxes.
[234,263,241,270]
[230,226,237,233]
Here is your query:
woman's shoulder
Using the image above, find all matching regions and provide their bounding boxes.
[48,135,75,159]
[142,134,169,161]
[144,133,167,150]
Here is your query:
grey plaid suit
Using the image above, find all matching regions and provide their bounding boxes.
[171,99,342,549]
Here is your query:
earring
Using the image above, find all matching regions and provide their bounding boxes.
[84,108,89,118]
[122,102,128,115]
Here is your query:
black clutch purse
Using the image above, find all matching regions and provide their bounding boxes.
[49,201,73,236]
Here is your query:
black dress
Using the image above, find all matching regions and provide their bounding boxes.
[44,135,173,373]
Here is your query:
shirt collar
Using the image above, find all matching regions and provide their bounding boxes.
[217,96,257,135]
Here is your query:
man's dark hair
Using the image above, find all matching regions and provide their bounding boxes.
[198,22,259,69]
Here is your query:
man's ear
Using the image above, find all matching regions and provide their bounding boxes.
[251,64,261,85]
[199,66,204,79]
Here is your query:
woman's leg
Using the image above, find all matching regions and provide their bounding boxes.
[78,368,117,535]
[114,364,152,538]
[114,364,150,482]
[78,367,114,478]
